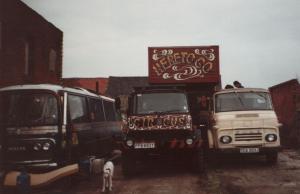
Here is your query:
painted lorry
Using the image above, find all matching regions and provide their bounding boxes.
[121,46,221,175]
[209,87,281,163]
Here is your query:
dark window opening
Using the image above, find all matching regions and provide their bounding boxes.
[103,100,116,121]
[0,92,58,126]
[68,95,89,123]
[133,92,189,115]
[89,98,105,122]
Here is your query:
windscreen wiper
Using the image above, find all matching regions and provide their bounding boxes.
[147,111,163,114]
[250,90,267,100]
[165,109,187,113]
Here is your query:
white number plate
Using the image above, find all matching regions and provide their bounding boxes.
[134,142,155,149]
[240,147,259,153]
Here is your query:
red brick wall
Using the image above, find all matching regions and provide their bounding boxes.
[0,0,63,87]
[62,78,108,95]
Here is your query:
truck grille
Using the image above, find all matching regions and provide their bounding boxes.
[234,132,262,142]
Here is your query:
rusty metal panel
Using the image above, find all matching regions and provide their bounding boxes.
[269,79,300,146]
[269,79,300,125]
[148,46,220,84]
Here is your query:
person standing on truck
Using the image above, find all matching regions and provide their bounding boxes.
[233,81,244,88]
[224,84,234,89]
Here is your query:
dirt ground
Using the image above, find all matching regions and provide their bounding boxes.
[3,149,300,194]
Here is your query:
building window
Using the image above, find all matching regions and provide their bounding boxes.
[24,41,29,75]
[49,49,57,72]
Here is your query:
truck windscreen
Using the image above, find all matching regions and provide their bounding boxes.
[0,92,58,126]
[215,92,273,112]
[134,92,189,114]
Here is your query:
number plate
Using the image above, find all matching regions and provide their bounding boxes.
[134,142,155,149]
[240,147,259,153]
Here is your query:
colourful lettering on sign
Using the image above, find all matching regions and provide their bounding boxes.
[127,114,192,130]
[148,46,220,84]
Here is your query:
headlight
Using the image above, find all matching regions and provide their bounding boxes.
[265,134,277,142]
[42,142,51,151]
[33,143,42,151]
[185,138,193,145]
[220,136,232,144]
[126,139,134,147]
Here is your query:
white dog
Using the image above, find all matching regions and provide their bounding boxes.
[102,161,114,192]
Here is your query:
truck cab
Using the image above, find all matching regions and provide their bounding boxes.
[122,87,205,175]
[209,88,281,163]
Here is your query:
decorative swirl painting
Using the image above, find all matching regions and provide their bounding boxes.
[148,46,220,84]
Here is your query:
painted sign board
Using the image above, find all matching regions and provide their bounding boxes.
[148,46,220,84]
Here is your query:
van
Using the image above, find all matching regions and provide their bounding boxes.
[0,84,121,171]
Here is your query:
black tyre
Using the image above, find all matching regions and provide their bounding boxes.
[266,152,278,165]
[122,153,135,177]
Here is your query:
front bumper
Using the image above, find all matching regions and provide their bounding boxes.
[2,163,78,188]
[122,138,203,151]
[2,161,58,172]
[123,128,203,150]
[212,146,282,154]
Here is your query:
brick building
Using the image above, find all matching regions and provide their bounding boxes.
[0,0,63,87]
[62,77,108,95]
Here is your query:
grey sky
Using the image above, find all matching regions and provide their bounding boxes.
[22,0,300,88]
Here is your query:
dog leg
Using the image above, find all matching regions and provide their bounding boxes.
[102,177,106,192]
[109,176,112,191]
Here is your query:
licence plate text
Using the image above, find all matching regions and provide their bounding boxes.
[134,142,155,149]
[240,147,259,153]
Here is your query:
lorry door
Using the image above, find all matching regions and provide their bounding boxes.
[67,94,93,157]
[102,100,117,153]
[89,98,109,157]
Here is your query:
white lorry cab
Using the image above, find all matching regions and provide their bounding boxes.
[209,88,281,164]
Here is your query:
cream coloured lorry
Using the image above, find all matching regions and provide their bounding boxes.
[208,88,281,164]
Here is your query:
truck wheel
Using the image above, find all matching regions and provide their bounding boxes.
[193,149,206,173]
[266,152,278,165]
[122,153,135,177]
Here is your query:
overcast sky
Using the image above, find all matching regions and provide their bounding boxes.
[22,0,300,88]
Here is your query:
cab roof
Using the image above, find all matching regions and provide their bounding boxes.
[0,84,114,102]
[215,88,269,95]
[133,85,186,93]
